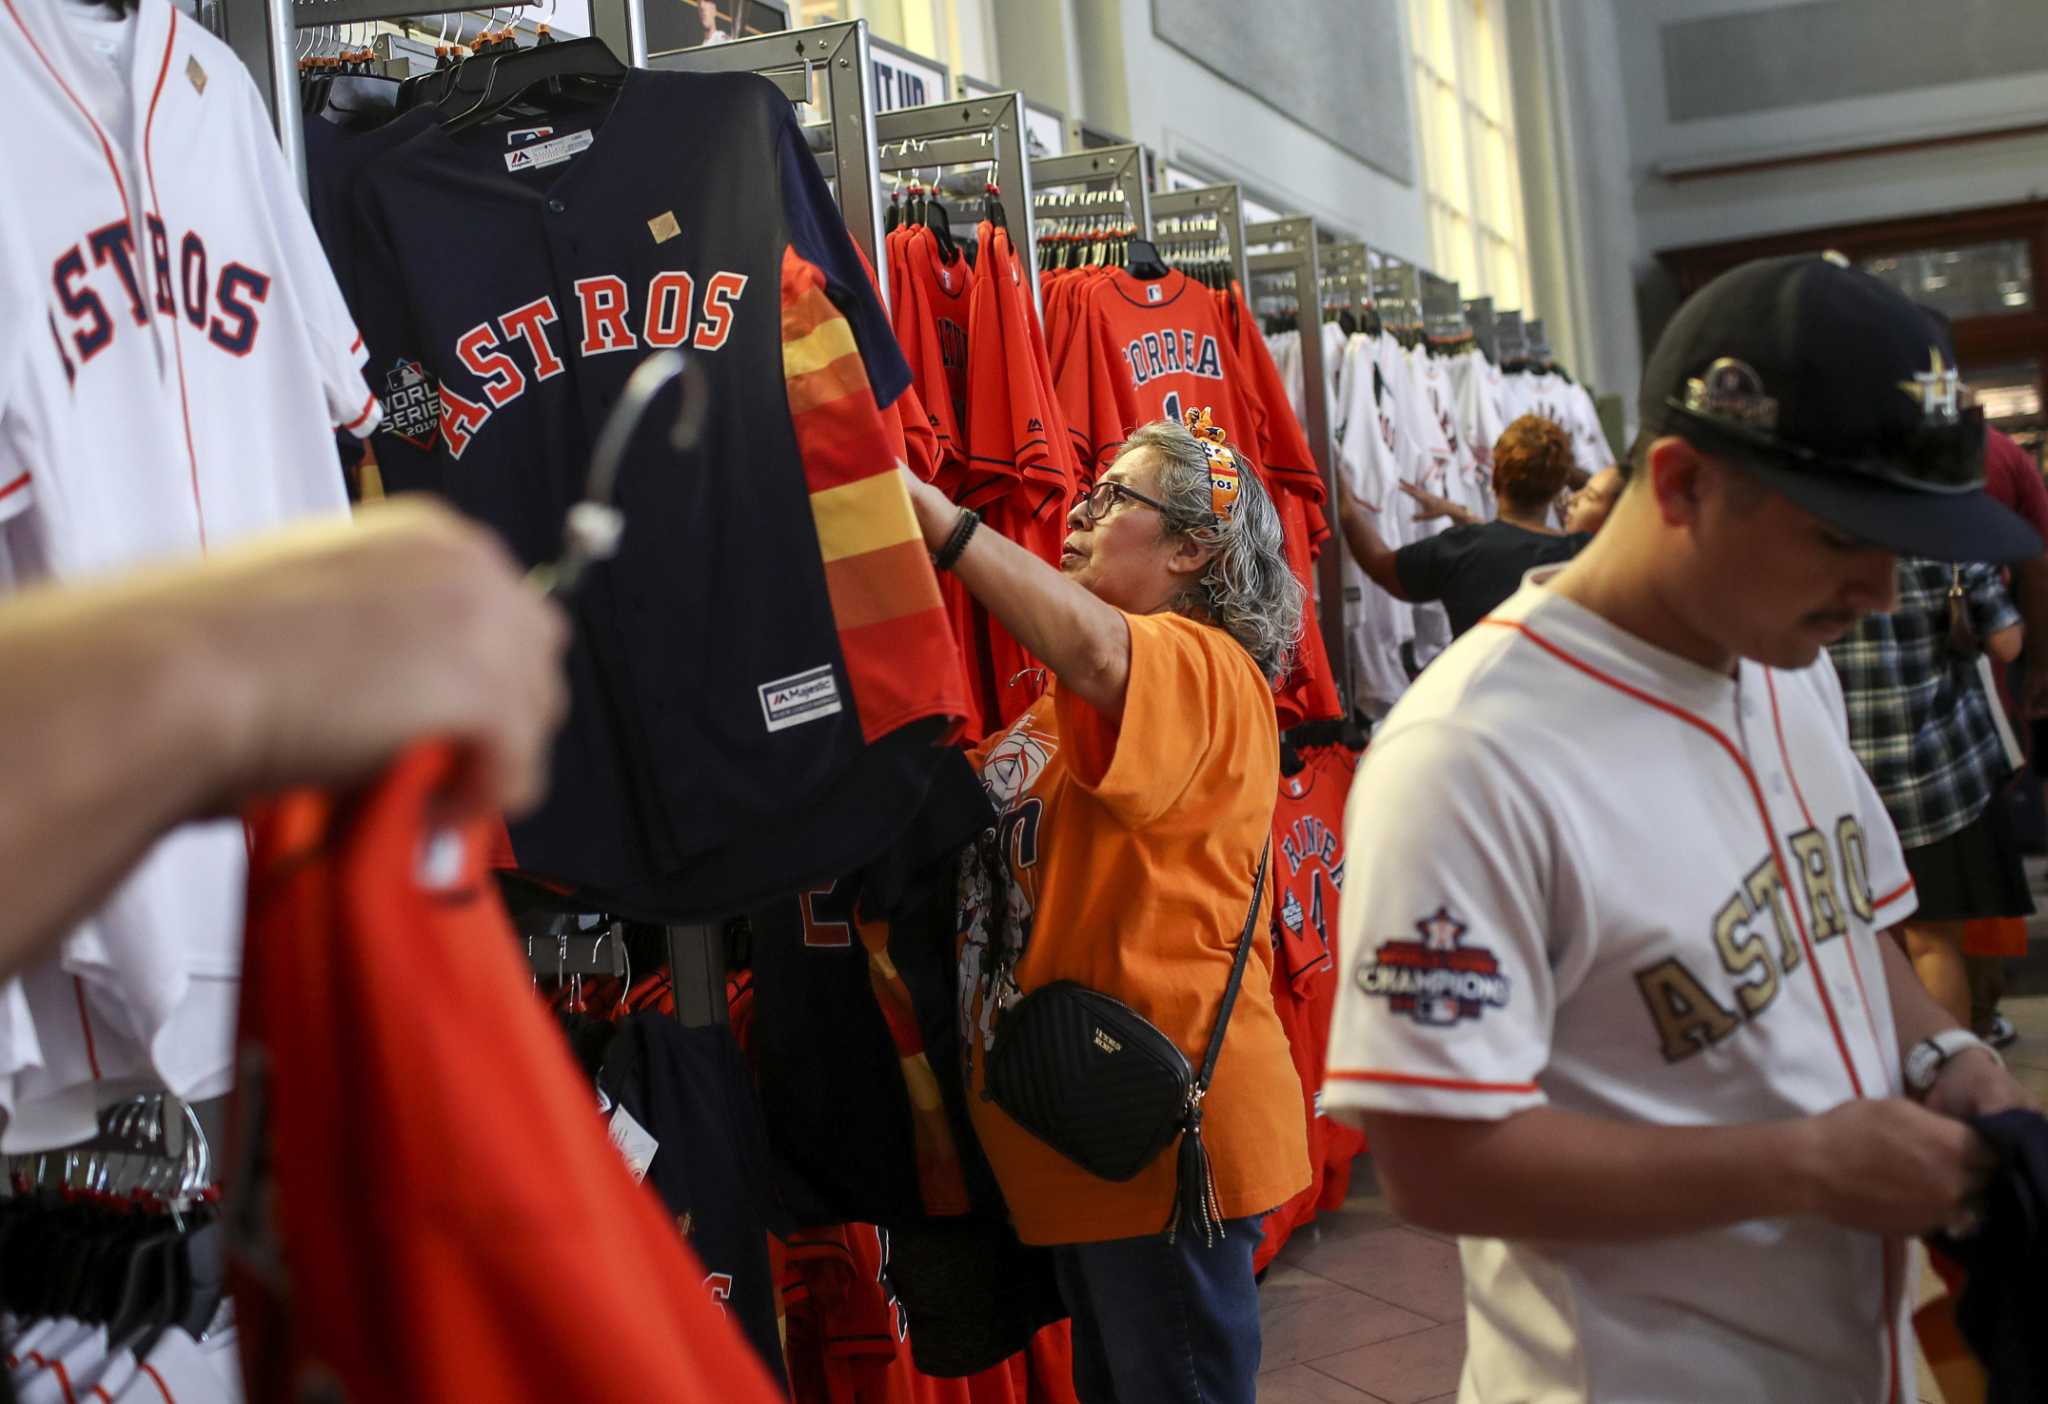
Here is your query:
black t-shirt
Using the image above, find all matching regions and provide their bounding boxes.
[1394,521,1590,638]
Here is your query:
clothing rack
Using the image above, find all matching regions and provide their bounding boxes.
[649,21,887,302]
[1245,216,1348,714]
[1494,308,1530,363]
[1150,183,1249,292]
[1462,296,1499,361]
[1319,242,1375,325]
[1421,271,1468,344]
[1030,143,1152,239]
[213,0,632,188]
[1370,254,1424,339]
[871,93,1043,315]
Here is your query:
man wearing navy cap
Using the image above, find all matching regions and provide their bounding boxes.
[1325,255,2040,1402]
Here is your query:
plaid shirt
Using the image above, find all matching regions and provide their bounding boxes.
[1827,559,2018,848]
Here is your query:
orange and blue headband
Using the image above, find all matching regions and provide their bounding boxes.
[1184,406,1241,522]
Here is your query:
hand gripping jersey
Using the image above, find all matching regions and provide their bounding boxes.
[0,0,374,1149]
[1326,576,1921,1403]
[231,746,783,1404]
[337,71,967,916]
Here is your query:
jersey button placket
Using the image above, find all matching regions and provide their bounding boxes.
[547,197,567,214]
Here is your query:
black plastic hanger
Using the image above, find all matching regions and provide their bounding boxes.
[438,35,626,132]
[1126,236,1169,280]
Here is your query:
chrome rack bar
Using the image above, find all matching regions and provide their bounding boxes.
[1462,296,1499,360]
[1030,143,1151,238]
[1150,183,1248,291]
[873,91,1041,313]
[1244,215,1346,716]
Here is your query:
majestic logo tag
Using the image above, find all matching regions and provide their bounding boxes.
[379,359,442,449]
[759,665,843,733]
[505,129,593,172]
[1355,905,1511,1027]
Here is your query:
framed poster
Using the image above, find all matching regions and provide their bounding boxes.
[643,0,789,58]
[1023,101,1064,158]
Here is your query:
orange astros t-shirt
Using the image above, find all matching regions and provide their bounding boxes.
[958,612,1311,1245]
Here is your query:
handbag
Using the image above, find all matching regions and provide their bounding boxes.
[984,841,1270,1244]
[1948,565,1983,660]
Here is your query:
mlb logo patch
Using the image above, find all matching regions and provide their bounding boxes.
[1146,284,1163,303]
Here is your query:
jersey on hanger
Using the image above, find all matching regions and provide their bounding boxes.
[330,70,968,916]
[0,0,375,1149]
[231,745,783,1404]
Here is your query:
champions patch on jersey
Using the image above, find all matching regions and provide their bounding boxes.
[1354,905,1511,1027]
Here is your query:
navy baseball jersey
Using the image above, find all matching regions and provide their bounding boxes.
[749,751,999,1227]
[332,70,969,915]
[599,1015,786,1387]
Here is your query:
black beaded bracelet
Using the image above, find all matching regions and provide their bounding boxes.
[934,507,981,571]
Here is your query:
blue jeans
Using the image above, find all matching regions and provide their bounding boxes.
[1051,1215,1263,1404]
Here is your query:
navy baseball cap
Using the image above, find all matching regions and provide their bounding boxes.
[1638,254,2042,563]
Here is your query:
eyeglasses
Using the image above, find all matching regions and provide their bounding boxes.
[1072,479,1172,526]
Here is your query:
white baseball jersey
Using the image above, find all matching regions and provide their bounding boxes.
[0,0,375,1148]
[1327,573,1920,1403]
[1447,349,1505,519]
[1333,332,1413,716]
[1391,341,1454,668]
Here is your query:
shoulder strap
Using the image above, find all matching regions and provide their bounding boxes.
[1194,839,1271,1095]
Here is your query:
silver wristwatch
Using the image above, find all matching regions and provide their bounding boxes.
[1904,1028,2002,1097]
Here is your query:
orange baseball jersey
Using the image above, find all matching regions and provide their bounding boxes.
[1053,267,1267,486]
[229,745,783,1404]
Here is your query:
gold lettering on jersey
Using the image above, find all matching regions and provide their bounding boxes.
[648,211,681,244]
[1743,857,1801,975]
[1635,958,1742,1063]
[1712,892,1781,1019]
[186,56,207,94]
[1836,815,1875,923]
[1789,828,1847,943]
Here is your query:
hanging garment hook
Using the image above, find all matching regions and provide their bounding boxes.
[529,349,708,600]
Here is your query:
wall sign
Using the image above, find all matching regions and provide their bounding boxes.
[869,36,948,113]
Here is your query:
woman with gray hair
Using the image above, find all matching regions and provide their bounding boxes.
[902,410,1312,1404]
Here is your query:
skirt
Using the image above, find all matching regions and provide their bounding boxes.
[1904,788,2037,923]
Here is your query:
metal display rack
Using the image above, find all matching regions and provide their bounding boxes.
[1462,296,1499,360]
[1320,242,1374,321]
[1244,216,1346,712]
[1370,254,1423,336]
[1150,182,1249,291]
[1494,309,1530,363]
[871,93,1042,314]
[650,21,886,298]
[1030,142,1152,240]
[1421,270,1467,341]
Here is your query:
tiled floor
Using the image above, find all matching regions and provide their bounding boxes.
[1255,992,2048,1404]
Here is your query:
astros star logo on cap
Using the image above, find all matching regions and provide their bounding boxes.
[1899,346,1962,425]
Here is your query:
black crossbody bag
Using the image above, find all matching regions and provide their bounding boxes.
[984,841,1271,1244]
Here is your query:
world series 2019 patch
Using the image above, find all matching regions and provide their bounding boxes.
[1354,905,1511,1027]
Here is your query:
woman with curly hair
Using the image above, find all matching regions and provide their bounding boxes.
[1339,412,1592,639]
[899,411,1312,1404]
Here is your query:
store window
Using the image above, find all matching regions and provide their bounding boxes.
[1409,0,1530,313]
